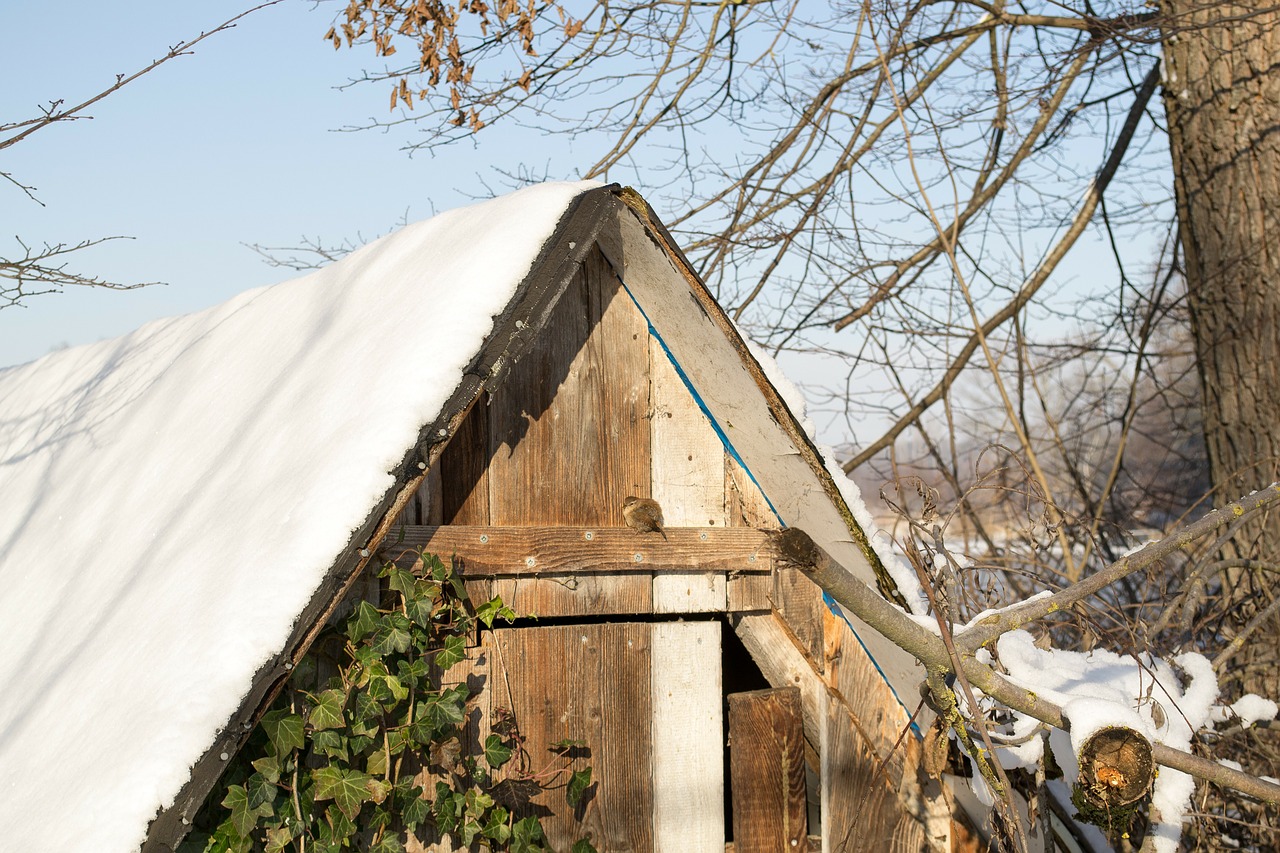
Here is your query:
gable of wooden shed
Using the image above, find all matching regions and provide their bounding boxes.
[377,194,942,850]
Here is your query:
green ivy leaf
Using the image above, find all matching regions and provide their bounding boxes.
[422,686,467,729]
[320,803,356,843]
[366,670,407,707]
[245,772,276,809]
[366,747,388,777]
[475,596,504,628]
[307,688,348,731]
[260,710,305,756]
[432,782,463,835]
[369,834,406,853]
[461,817,484,847]
[550,737,587,754]
[366,803,393,835]
[356,686,388,721]
[310,729,348,761]
[571,838,599,853]
[463,788,494,816]
[221,784,273,839]
[372,612,412,655]
[436,634,466,671]
[511,816,547,853]
[206,818,254,853]
[482,806,512,842]
[407,714,433,747]
[398,783,430,830]
[346,599,381,642]
[386,564,417,594]
[396,656,429,687]
[251,753,281,785]
[352,642,382,669]
[483,733,514,769]
[312,765,374,820]
[263,825,293,853]
[404,584,435,627]
[567,768,593,808]
[424,552,448,582]
[348,732,376,752]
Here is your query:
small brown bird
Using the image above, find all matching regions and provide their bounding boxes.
[622,496,667,540]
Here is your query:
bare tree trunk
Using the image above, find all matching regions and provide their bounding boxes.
[1163,2,1280,535]
[1162,0,1280,744]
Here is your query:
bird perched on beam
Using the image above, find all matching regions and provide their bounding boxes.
[622,496,667,540]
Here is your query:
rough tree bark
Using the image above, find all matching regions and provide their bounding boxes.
[1162,0,1280,719]
[1164,1,1280,511]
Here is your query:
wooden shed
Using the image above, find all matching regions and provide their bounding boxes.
[370,187,944,851]
[0,182,955,851]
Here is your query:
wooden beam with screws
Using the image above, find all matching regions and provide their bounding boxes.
[379,525,775,576]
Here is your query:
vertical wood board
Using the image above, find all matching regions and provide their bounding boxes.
[486,247,649,526]
[649,336,730,612]
[439,395,491,525]
[485,623,656,851]
[650,620,725,853]
[728,687,808,853]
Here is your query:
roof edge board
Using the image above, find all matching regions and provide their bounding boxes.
[143,184,618,851]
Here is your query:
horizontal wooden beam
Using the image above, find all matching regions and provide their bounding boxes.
[379,525,774,576]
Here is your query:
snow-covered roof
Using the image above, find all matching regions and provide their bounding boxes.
[0,181,599,851]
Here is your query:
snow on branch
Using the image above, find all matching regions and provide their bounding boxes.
[773,491,1280,850]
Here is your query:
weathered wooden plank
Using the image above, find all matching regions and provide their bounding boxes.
[476,573,655,619]
[467,575,772,619]
[388,525,774,575]
[822,609,915,793]
[726,454,777,530]
[724,455,779,612]
[486,246,649,526]
[726,571,773,612]
[439,394,490,525]
[728,687,807,853]
[650,335,730,613]
[485,623,655,851]
[422,462,443,526]
[822,693,900,853]
[774,566,827,672]
[726,837,822,853]
[651,621,725,852]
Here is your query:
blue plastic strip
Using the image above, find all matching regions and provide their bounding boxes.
[616,277,923,740]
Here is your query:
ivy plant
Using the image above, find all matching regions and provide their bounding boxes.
[182,550,596,852]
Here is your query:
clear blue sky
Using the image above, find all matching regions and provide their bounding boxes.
[0,0,591,367]
[1,0,1145,451]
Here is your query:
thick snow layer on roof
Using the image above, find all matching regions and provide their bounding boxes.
[0,180,597,851]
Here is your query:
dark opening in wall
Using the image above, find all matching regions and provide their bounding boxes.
[721,616,772,842]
